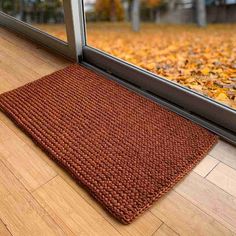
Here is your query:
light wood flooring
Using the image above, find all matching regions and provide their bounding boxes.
[0,27,236,236]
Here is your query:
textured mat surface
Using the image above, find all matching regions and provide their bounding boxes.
[0,64,218,224]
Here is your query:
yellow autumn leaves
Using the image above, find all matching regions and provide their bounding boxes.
[36,23,236,109]
[87,23,236,109]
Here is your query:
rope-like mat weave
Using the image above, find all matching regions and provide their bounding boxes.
[0,64,217,224]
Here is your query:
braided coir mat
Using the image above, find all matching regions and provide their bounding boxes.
[0,64,218,224]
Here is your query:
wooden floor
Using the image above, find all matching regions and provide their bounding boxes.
[0,27,236,236]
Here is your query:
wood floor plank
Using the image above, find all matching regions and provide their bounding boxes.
[152,224,178,236]
[193,155,219,177]
[0,49,40,85]
[0,114,163,236]
[0,121,57,192]
[151,191,234,236]
[0,37,46,68]
[0,161,74,236]
[175,172,236,233]
[206,163,236,198]
[0,41,58,77]
[0,32,69,92]
[0,27,70,68]
[33,176,122,236]
[0,67,23,93]
[0,219,12,236]
[57,171,163,236]
[0,37,68,77]
[209,140,236,170]
[0,117,14,144]
[0,178,10,203]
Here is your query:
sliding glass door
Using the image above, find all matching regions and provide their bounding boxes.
[84,1,236,110]
[0,0,84,60]
[86,23,236,111]
[0,0,67,41]
[82,0,236,144]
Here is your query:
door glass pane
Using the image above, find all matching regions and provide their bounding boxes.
[85,0,236,110]
[0,0,67,42]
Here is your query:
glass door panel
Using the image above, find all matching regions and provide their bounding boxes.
[0,0,67,42]
[84,0,236,111]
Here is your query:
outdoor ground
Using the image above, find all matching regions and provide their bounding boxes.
[36,23,236,109]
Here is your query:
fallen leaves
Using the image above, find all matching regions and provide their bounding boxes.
[216,92,229,101]
[36,23,236,109]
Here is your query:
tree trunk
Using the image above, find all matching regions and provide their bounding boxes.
[131,0,141,32]
[19,0,25,21]
[167,0,176,11]
[196,0,207,27]
[165,0,177,23]
[155,8,160,23]
[110,0,117,22]
[123,0,129,21]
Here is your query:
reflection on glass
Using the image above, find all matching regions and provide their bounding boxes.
[0,0,67,41]
[85,0,236,110]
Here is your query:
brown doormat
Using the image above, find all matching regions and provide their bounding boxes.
[0,64,217,224]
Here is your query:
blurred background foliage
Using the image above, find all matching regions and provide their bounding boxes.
[0,0,64,23]
[0,0,236,26]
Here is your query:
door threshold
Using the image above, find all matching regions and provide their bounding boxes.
[81,61,236,146]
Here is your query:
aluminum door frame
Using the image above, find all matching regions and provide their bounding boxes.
[0,0,85,60]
